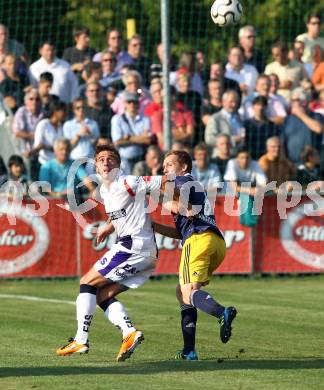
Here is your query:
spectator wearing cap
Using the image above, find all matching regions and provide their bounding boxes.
[244,96,279,160]
[111,91,152,174]
[282,88,323,165]
[0,54,28,112]
[144,80,163,118]
[63,98,99,160]
[211,134,233,180]
[26,100,66,166]
[239,25,265,73]
[201,79,223,126]
[84,81,113,139]
[132,145,163,176]
[209,62,241,98]
[111,70,151,115]
[0,155,29,198]
[29,41,78,104]
[191,143,221,191]
[265,42,307,103]
[12,88,43,179]
[258,136,296,187]
[99,50,121,89]
[225,46,259,97]
[205,90,244,155]
[242,74,287,125]
[295,13,324,64]
[63,25,96,77]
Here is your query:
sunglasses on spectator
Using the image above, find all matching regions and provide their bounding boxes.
[103,58,114,62]
[127,100,138,104]
[74,105,84,110]
[28,97,40,101]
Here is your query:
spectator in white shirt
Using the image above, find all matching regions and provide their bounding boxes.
[225,46,259,97]
[27,100,66,165]
[63,98,99,160]
[29,41,78,104]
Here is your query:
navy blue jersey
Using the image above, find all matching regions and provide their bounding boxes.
[173,175,224,244]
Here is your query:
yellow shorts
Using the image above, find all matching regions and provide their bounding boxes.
[179,231,226,286]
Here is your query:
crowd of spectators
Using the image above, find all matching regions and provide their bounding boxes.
[0,14,324,200]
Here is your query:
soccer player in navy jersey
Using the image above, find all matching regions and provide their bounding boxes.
[153,150,237,360]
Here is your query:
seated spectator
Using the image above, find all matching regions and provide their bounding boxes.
[289,40,306,67]
[205,90,244,154]
[209,62,241,98]
[302,44,323,79]
[144,80,163,118]
[29,40,78,104]
[0,54,28,112]
[244,96,279,160]
[77,61,102,99]
[224,147,267,196]
[111,70,151,115]
[0,24,27,67]
[295,13,324,64]
[242,74,287,125]
[39,138,94,199]
[258,136,296,187]
[171,141,192,156]
[225,46,259,97]
[265,42,307,103]
[105,85,118,107]
[27,100,66,165]
[296,145,322,187]
[63,25,96,78]
[0,155,29,198]
[211,134,233,180]
[84,81,113,139]
[268,73,289,109]
[37,72,59,116]
[310,89,324,115]
[63,98,99,160]
[191,143,221,191]
[100,50,121,89]
[311,48,324,92]
[111,91,152,174]
[132,145,163,176]
[12,88,43,179]
[201,79,223,127]
[282,88,323,165]
[239,25,265,73]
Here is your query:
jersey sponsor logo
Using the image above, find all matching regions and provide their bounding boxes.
[114,264,137,278]
[107,208,126,221]
[280,200,324,270]
[0,204,50,275]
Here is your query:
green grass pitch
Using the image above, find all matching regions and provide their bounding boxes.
[1,276,324,390]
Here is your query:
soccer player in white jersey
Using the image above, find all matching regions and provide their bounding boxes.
[56,144,164,361]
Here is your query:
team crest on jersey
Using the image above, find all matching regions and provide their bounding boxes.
[108,208,126,221]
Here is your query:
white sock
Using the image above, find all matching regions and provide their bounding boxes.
[104,300,136,338]
[74,292,97,344]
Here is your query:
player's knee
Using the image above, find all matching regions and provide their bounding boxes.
[180,284,193,305]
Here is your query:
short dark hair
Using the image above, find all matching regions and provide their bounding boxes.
[272,41,288,53]
[164,150,192,173]
[307,13,321,24]
[84,62,102,78]
[194,142,208,154]
[8,154,25,169]
[73,25,90,38]
[106,27,121,39]
[40,72,53,83]
[300,145,317,163]
[94,144,121,165]
[252,95,268,106]
[39,40,55,49]
[236,147,250,156]
[48,100,66,117]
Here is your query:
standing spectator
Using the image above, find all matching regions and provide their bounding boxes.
[0,54,28,112]
[63,26,96,78]
[258,137,296,187]
[63,98,99,160]
[93,28,127,68]
[239,25,265,73]
[27,101,66,165]
[12,88,43,179]
[295,14,324,64]
[211,134,232,180]
[209,62,241,98]
[39,138,94,198]
[201,79,223,126]
[111,91,152,174]
[100,50,121,89]
[37,72,59,116]
[205,90,244,153]
[84,81,113,139]
[132,145,163,176]
[225,46,259,97]
[282,88,323,165]
[265,42,307,103]
[111,70,151,115]
[144,80,163,118]
[242,74,287,125]
[29,41,78,104]
[244,96,279,160]
[0,24,27,66]
[191,143,221,190]
[296,146,322,187]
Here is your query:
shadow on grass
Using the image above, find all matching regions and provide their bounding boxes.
[2,359,324,377]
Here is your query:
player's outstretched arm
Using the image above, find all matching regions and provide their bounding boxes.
[96,221,115,245]
[152,221,181,239]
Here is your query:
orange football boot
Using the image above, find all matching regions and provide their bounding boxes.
[116,330,144,362]
[56,338,89,356]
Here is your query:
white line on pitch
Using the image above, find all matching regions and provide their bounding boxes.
[0,294,75,305]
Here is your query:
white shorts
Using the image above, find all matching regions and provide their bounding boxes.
[93,243,157,289]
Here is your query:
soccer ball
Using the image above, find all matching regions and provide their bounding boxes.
[211,0,243,27]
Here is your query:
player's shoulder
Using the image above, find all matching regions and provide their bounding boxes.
[175,174,194,185]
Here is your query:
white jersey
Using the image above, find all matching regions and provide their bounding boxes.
[99,174,162,257]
